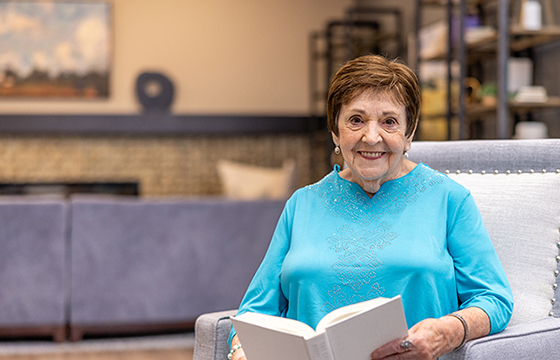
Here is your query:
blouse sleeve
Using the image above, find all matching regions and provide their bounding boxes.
[228,196,295,345]
[447,190,514,334]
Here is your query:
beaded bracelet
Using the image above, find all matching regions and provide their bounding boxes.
[227,344,243,360]
[447,313,469,350]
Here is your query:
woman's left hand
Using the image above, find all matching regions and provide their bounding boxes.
[370,316,463,360]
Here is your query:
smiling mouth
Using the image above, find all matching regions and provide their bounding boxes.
[358,151,385,159]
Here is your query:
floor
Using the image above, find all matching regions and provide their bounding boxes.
[0,349,193,360]
[0,333,194,360]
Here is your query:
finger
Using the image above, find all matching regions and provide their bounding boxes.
[371,338,410,359]
[400,339,414,352]
[232,349,246,360]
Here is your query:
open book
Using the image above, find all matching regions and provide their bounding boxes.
[230,295,408,360]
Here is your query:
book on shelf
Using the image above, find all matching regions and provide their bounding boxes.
[514,86,548,103]
[230,295,408,360]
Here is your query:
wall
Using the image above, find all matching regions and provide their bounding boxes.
[0,0,352,116]
[0,0,352,196]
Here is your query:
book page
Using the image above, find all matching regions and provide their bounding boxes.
[232,313,329,360]
[316,297,392,331]
[232,318,313,360]
[321,296,408,360]
[233,312,316,338]
[305,332,335,360]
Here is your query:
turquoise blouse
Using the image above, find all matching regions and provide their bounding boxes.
[230,163,513,343]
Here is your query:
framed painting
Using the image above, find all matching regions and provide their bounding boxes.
[0,1,111,98]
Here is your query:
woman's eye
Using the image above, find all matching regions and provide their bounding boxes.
[384,118,397,126]
[349,117,363,125]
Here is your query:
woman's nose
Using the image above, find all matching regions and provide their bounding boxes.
[361,122,382,144]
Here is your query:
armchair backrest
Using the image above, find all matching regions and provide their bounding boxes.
[407,139,560,174]
[408,139,560,327]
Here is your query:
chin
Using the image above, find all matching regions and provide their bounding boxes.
[353,170,385,181]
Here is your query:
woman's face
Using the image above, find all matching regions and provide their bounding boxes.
[332,90,413,193]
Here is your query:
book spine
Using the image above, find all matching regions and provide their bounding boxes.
[306,332,335,360]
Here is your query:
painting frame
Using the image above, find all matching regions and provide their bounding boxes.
[0,0,111,99]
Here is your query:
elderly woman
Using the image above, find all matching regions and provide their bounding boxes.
[228,55,513,360]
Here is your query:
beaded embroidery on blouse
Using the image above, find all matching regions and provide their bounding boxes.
[307,164,446,314]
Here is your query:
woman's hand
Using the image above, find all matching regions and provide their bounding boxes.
[370,317,461,359]
[231,348,247,360]
[370,308,490,360]
[230,335,247,360]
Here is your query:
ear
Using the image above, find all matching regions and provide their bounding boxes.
[404,120,417,152]
[404,135,413,152]
[331,131,339,148]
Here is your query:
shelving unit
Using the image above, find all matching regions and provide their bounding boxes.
[309,18,387,117]
[415,0,560,139]
[467,96,560,115]
[414,0,467,140]
[309,6,404,118]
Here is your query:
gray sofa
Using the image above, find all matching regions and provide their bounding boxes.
[192,139,560,360]
[69,197,285,341]
[0,196,284,341]
[0,197,68,342]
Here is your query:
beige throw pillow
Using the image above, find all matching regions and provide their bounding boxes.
[217,159,296,200]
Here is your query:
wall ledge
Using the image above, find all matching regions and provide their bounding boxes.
[0,114,325,136]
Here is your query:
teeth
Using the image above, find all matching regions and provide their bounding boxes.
[361,151,383,157]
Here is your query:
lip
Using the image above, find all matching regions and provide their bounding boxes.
[358,151,385,160]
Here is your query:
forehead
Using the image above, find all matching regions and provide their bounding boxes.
[342,89,405,115]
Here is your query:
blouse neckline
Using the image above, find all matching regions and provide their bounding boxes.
[332,163,424,198]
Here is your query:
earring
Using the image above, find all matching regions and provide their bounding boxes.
[403,151,409,159]
[334,145,341,155]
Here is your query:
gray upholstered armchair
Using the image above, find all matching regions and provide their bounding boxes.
[193,139,560,360]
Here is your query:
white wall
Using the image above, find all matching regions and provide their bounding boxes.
[0,0,352,115]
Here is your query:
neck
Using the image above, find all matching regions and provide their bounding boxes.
[339,159,417,198]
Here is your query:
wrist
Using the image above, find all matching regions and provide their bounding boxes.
[228,344,243,360]
[445,313,469,350]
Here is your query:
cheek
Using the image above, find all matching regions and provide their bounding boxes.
[383,130,407,147]
[337,129,360,147]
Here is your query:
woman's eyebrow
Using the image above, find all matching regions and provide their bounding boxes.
[347,108,367,114]
[345,107,402,117]
[381,106,404,115]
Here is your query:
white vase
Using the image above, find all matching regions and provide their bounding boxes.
[521,0,542,30]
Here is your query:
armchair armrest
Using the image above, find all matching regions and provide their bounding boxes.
[193,309,237,360]
[442,318,560,360]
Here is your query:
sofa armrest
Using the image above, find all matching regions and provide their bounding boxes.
[442,318,560,360]
[193,310,237,360]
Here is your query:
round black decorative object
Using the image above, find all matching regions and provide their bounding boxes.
[135,72,175,113]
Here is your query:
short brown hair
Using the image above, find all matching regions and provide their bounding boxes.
[327,55,420,138]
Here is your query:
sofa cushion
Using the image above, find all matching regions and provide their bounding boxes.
[0,197,68,326]
[447,171,560,327]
